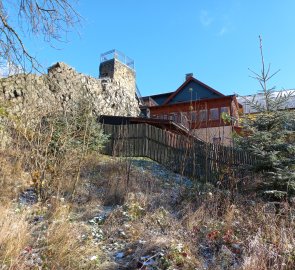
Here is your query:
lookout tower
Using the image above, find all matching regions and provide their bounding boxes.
[99,50,136,95]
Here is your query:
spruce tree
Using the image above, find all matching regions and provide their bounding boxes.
[237,36,295,200]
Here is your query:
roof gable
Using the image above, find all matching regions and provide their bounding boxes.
[163,77,224,105]
[143,92,173,106]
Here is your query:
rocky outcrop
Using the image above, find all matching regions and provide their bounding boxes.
[0,61,140,117]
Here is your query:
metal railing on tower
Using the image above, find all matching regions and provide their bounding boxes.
[100,49,135,70]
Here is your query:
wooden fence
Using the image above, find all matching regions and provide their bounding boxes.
[102,123,256,183]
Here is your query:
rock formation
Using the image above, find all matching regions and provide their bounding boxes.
[0,59,140,117]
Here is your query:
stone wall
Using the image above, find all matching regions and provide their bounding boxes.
[0,61,140,117]
[99,59,136,96]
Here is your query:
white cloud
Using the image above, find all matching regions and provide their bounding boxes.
[199,10,233,37]
[217,13,234,37]
[218,26,228,36]
[199,10,213,27]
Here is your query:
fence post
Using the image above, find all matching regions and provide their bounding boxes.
[101,123,256,181]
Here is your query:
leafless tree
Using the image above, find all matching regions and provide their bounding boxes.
[0,0,80,74]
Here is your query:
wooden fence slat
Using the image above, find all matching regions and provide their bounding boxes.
[101,123,256,182]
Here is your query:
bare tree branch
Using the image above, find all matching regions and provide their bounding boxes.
[0,0,81,75]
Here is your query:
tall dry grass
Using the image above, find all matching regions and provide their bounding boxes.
[179,191,295,270]
[0,151,31,204]
[26,199,101,270]
[0,204,31,268]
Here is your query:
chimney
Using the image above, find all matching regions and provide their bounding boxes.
[185,73,193,80]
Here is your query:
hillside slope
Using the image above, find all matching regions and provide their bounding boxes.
[1,153,294,269]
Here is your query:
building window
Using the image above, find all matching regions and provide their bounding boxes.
[199,110,208,121]
[191,111,197,122]
[209,108,219,120]
[220,107,230,115]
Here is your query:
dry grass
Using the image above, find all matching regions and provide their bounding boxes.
[0,204,31,268]
[46,205,81,269]
[240,203,295,270]
[178,192,295,270]
[0,118,294,270]
[43,202,101,269]
[80,157,295,269]
[85,157,160,206]
[0,151,31,203]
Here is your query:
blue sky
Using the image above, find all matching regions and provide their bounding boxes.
[22,0,295,97]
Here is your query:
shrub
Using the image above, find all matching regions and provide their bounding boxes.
[0,95,109,201]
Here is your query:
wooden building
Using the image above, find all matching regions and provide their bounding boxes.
[141,74,242,145]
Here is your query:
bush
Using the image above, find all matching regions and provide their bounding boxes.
[0,95,109,201]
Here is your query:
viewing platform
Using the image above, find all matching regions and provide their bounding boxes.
[100,49,135,70]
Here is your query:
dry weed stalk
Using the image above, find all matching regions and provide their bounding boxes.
[0,205,31,267]
[44,202,101,269]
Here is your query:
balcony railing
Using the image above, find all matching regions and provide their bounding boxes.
[100,49,135,70]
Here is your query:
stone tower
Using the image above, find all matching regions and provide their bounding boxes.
[99,50,136,96]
